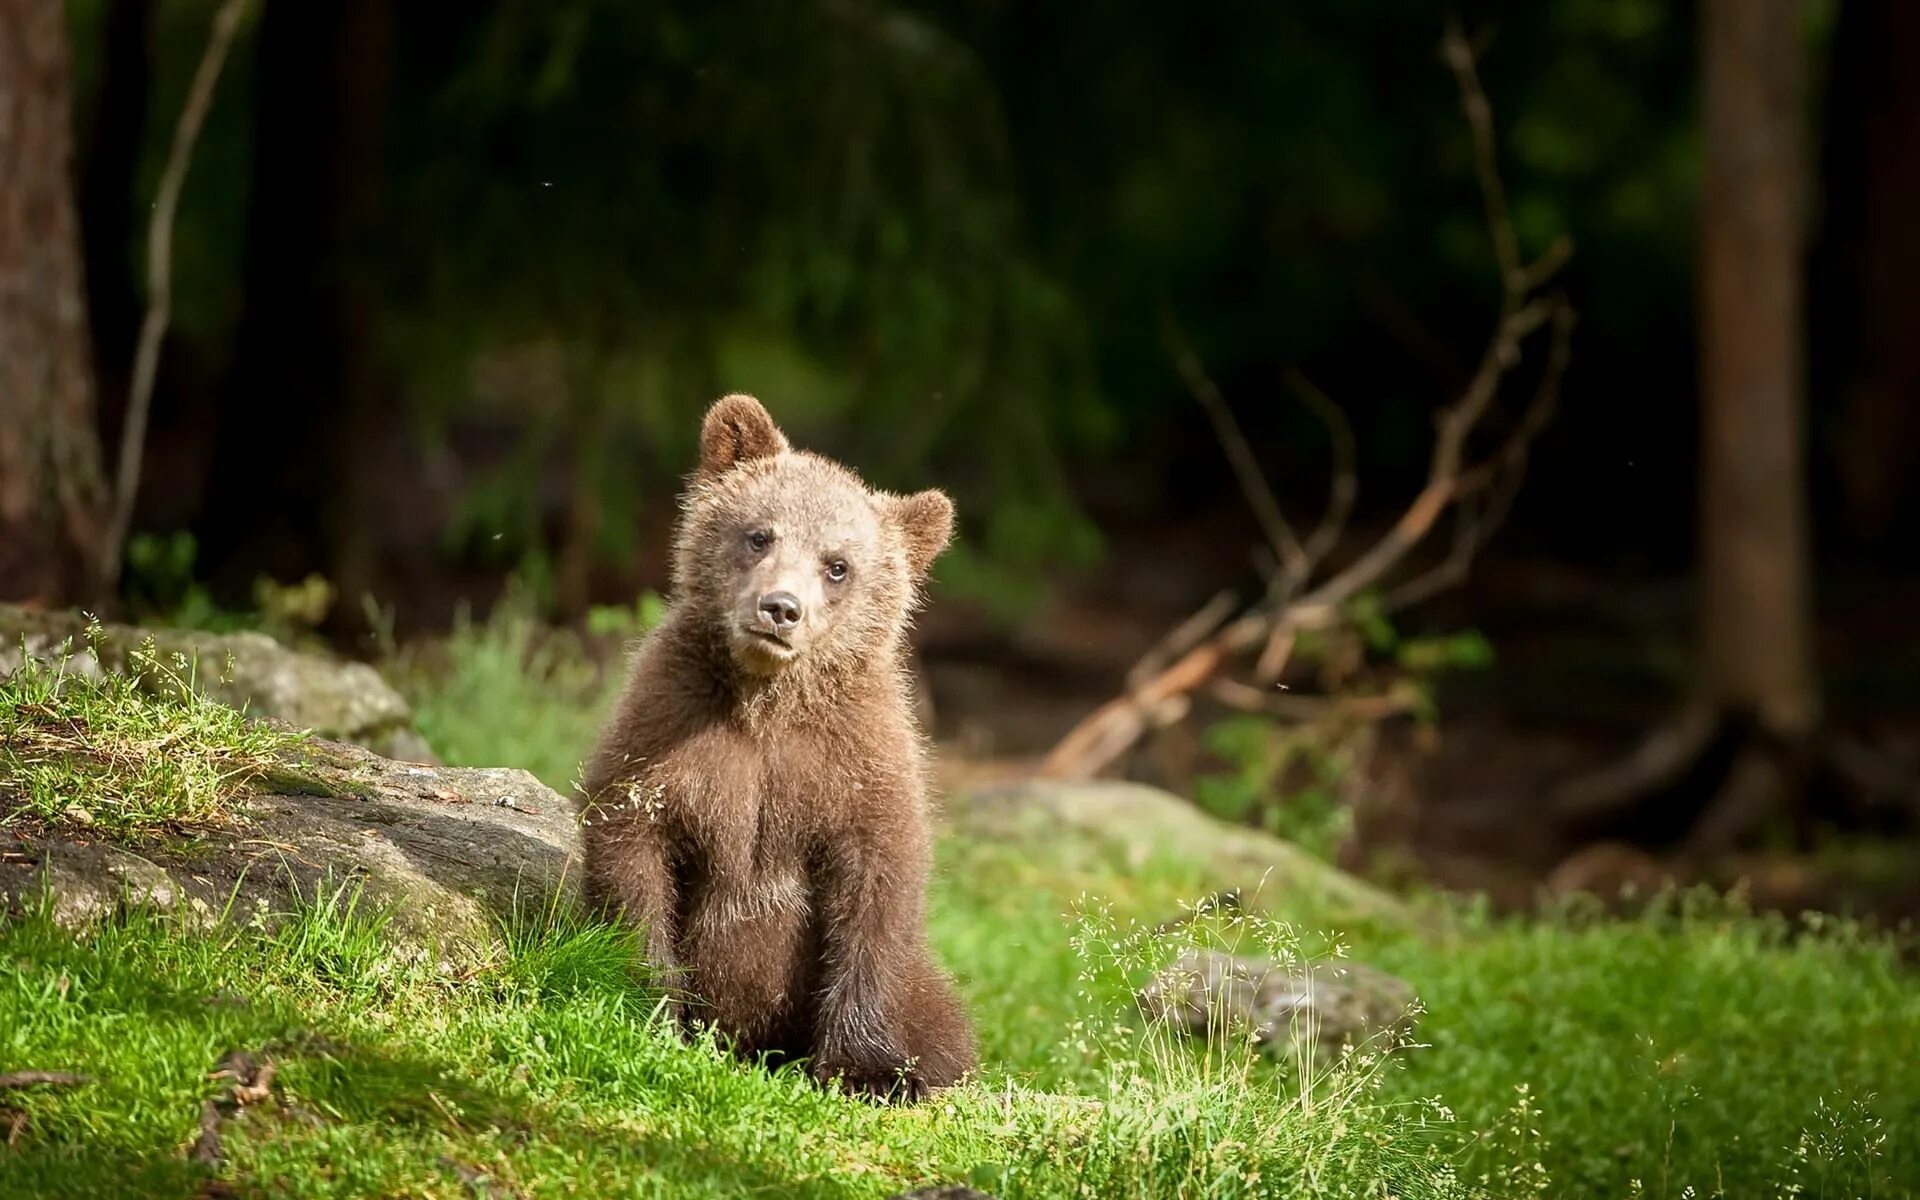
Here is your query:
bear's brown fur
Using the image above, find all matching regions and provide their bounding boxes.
[579,393,976,1102]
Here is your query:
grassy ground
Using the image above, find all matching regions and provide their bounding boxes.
[2,612,1916,1197]
[1,628,297,837]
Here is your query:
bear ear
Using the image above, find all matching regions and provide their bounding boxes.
[698,394,789,480]
[888,489,955,578]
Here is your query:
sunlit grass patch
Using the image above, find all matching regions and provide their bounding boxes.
[0,872,1471,1200]
[393,592,626,793]
[10,611,1909,1197]
[975,892,1456,1200]
[0,628,299,837]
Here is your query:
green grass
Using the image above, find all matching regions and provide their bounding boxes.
[3,614,1917,1197]
[0,630,298,836]
[3,832,1914,1197]
[0,872,1458,1199]
[394,596,625,794]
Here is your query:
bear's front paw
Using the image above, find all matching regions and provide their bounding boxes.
[811,1044,927,1105]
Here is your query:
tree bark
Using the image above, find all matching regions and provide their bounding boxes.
[0,0,109,604]
[1697,0,1818,738]
[1819,0,1920,547]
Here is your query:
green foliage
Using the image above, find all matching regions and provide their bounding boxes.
[377,1,1106,602]
[120,531,201,616]
[120,531,339,649]
[1377,892,1920,1199]
[584,592,666,641]
[393,590,633,793]
[1397,630,1496,674]
[0,628,300,837]
[1193,715,1353,857]
[1193,601,1494,855]
[119,531,255,636]
[68,0,1742,605]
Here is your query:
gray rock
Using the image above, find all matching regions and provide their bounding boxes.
[1137,948,1418,1062]
[0,604,433,762]
[0,737,580,965]
[943,777,1413,927]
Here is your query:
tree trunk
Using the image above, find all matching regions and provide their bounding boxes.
[0,0,109,605]
[1819,0,1920,547]
[1697,0,1818,739]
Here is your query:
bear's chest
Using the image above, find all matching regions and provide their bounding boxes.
[639,725,856,871]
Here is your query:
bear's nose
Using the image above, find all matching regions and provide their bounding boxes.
[758,591,803,631]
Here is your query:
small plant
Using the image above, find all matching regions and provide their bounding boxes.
[1193,713,1356,857]
[584,590,666,640]
[485,882,653,1004]
[120,529,337,646]
[250,573,337,639]
[120,529,200,614]
[1191,595,1493,858]
[0,624,300,836]
[395,585,627,790]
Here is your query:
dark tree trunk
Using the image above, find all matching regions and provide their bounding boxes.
[1554,0,1839,853]
[1689,0,1818,848]
[1697,0,1818,737]
[1818,0,1920,547]
[0,0,110,605]
[199,0,390,615]
[78,0,153,449]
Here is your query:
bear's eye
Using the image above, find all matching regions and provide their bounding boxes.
[746,529,772,553]
[825,559,849,583]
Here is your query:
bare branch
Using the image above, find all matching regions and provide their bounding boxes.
[0,1071,90,1090]
[1451,296,1573,502]
[1520,235,1575,294]
[1128,589,1239,690]
[1284,369,1359,574]
[1040,24,1571,783]
[1385,296,1574,612]
[1161,306,1309,581]
[1210,678,1418,723]
[1443,18,1520,290]
[1253,622,1297,685]
[101,0,251,585]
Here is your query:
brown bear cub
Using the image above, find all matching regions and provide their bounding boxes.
[579,394,976,1103]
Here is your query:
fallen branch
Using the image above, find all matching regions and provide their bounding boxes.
[0,1071,91,1089]
[1041,23,1572,782]
[1128,589,1238,691]
[101,0,251,585]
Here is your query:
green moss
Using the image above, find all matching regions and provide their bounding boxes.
[1,631,302,838]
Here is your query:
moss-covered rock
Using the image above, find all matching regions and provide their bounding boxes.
[0,604,432,761]
[942,777,1414,928]
[1,738,579,967]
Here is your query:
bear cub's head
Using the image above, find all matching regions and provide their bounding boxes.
[675,394,953,678]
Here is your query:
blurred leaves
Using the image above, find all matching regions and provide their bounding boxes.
[72,0,1735,609]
